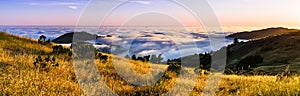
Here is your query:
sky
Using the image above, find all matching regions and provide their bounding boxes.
[0,0,300,27]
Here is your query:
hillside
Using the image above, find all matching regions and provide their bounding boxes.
[0,32,300,95]
[0,32,83,95]
[52,32,97,44]
[227,32,300,74]
[227,27,300,40]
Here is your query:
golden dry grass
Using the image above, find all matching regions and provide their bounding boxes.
[0,32,300,95]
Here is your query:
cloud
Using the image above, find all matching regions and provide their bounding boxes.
[68,6,78,10]
[28,2,80,6]
[27,1,82,10]
[128,0,151,5]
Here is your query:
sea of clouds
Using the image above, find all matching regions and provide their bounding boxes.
[0,26,236,60]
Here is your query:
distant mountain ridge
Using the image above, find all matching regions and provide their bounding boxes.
[227,27,300,40]
[52,32,97,43]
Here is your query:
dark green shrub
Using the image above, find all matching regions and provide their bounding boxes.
[38,35,46,45]
[167,63,181,73]
[233,38,239,44]
[236,55,263,71]
[137,57,146,62]
[96,52,102,59]
[52,45,71,55]
[131,55,137,60]
[33,55,59,69]
[100,55,108,62]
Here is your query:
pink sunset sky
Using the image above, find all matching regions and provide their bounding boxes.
[1,0,300,27]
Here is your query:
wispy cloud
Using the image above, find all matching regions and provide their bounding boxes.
[68,6,78,10]
[28,2,80,6]
[127,0,151,5]
[27,1,82,10]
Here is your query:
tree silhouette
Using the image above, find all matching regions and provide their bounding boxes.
[137,57,146,62]
[236,55,263,71]
[38,35,47,45]
[233,38,239,44]
[132,55,137,60]
[143,55,151,62]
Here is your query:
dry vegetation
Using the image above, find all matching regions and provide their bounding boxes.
[1,32,300,95]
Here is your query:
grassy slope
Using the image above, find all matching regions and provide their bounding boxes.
[227,32,300,74]
[0,32,83,95]
[0,32,300,95]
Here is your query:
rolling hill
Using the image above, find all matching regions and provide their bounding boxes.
[52,32,97,44]
[227,31,300,74]
[227,27,300,40]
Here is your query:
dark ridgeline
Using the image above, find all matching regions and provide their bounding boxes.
[52,32,97,44]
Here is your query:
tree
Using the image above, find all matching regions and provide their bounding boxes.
[52,45,63,54]
[233,38,239,44]
[143,55,151,62]
[132,55,137,60]
[137,57,146,62]
[38,35,47,44]
[236,55,263,71]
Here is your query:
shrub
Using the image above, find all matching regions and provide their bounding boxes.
[167,63,181,73]
[143,55,151,62]
[33,55,59,69]
[194,68,210,75]
[38,35,47,45]
[233,38,239,44]
[100,55,108,62]
[52,45,71,55]
[236,55,263,71]
[137,57,146,62]
[132,55,137,60]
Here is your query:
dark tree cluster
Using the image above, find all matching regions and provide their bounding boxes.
[52,45,72,56]
[126,54,163,63]
[33,55,59,69]
[167,52,212,70]
[96,52,109,62]
[236,55,263,71]
[199,53,212,69]
[233,38,239,44]
[38,35,51,45]
[167,63,181,73]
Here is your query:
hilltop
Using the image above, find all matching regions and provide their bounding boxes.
[52,32,97,44]
[227,27,300,40]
